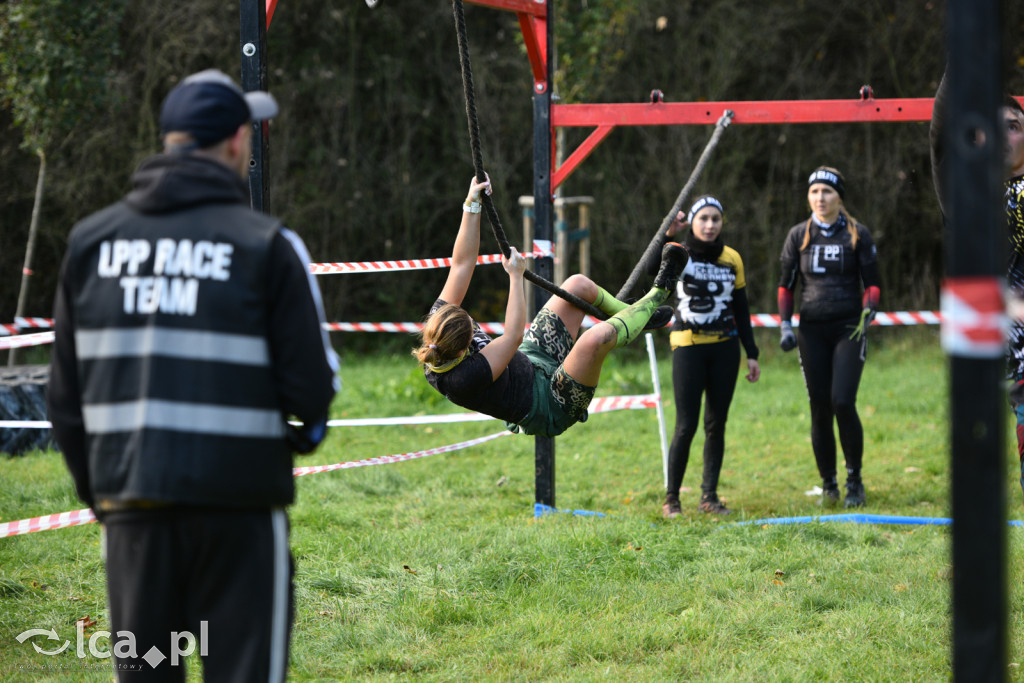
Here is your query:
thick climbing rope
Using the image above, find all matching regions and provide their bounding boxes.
[615,110,734,300]
[450,0,606,319]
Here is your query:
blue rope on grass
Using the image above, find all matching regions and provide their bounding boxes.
[731,513,1024,528]
[533,504,1024,527]
[534,503,607,518]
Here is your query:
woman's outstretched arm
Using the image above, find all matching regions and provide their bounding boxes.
[439,174,491,307]
[479,247,527,380]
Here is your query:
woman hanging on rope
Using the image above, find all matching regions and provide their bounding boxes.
[413,175,688,437]
[777,167,881,508]
[646,196,761,518]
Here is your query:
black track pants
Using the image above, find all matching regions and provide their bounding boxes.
[666,337,740,497]
[796,317,867,481]
[102,507,294,682]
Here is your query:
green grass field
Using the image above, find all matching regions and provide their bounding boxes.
[2,328,1023,681]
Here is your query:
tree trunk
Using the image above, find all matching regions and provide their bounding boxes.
[9,149,46,367]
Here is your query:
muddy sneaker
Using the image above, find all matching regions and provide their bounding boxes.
[654,242,688,291]
[662,496,682,519]
[844,479,866,508]
[820,479,841,507]
[643,305,674,330]
[698,492,731,516]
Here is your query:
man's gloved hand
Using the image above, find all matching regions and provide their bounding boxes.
[286,416,328,455]
[849,307,874,342]
[779,321,797,352]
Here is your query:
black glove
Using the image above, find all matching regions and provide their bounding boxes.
[779,321,797,352]
[286,416,328,455]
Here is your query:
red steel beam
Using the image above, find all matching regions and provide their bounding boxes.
[552,125,613,191]
[551,97,937,189]
[465,0,546,16]
[517,12,547,86]
[553,97,935,127]
[466,0,547,86]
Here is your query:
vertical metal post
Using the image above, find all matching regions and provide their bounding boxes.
[239,0,269,213]
[532,0,555,508]
[944,0,1006,680]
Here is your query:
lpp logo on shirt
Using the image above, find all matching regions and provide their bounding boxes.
[810,244,844,273]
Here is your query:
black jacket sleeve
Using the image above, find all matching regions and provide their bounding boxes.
[266,228,339,426]
[731,287,759,360]
[46,252,93,509]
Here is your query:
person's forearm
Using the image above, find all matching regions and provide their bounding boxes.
[451,212,482,268]
[777,286,794,322]
[504,275,527,343]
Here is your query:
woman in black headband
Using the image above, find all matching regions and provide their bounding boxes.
[777,166,881,507]
[651,195,761,518]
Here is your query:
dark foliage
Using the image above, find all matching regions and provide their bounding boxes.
[1,1,1022,344]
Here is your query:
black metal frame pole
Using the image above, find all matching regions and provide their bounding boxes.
[239,0,270,213]
[944,0,1006,680]
[532,0,555,508]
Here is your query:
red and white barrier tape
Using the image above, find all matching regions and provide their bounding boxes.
[292,430,511,477]
[322,317,602,335]
[0,394,657,537]
[0,331,55,350]
[14,317,52,330]
[310,243,551,275]
[0,394,657,430]
[0,432,509,538]
[749,312,943,328]
[0,312,949,348]
[1,318,54,336]
[0,508,97,537]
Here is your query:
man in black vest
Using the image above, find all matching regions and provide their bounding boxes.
[47,69,339,681]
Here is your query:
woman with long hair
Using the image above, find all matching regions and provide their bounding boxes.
[777,167,881,507]
[413,175,688,437]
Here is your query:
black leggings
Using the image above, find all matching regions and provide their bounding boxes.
[666,337,740,497]
[797,317,867,481]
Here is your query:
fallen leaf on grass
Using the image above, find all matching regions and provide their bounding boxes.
[772,578,784,586]
[623,543,643,552]
[403,565,417,575]
[904,466,920,473]
[317,610,333,617]
[774,569,786,578]
[495,476,508,487]
[77,616,98,630]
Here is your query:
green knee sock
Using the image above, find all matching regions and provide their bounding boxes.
[607,287,669,347]
[592,285,630,316]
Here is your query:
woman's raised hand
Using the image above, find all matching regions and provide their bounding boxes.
[467,173,492,204]
[666,210,688,237]
[502,247,527,277]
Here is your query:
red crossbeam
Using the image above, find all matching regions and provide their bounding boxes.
[553,98,934,127]
[465,0,546,15]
